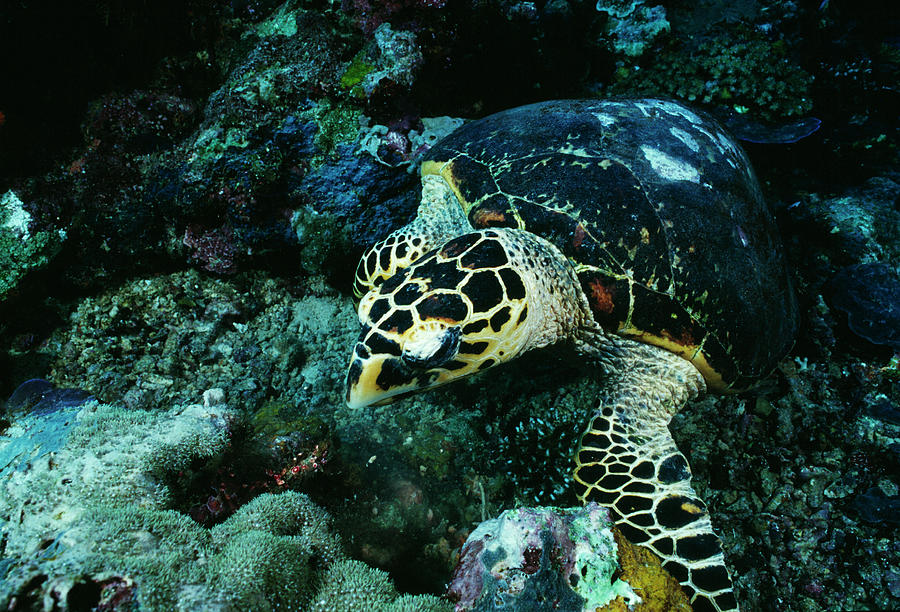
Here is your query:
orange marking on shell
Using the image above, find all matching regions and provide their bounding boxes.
[588,279,615,315]
[572,224,586,250]
[682,501,703,514]
[419,296,461,324]
[440,242,468,258]
[660,327,697,347]
[471,209,507,226]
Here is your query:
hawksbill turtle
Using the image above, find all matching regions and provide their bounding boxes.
[344,98,799,611]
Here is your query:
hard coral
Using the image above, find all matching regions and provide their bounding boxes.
[339,23,424,101]
[448,503,689,611]
[0,396,427,610]
[206,491,346,609]
[0,190,67,302]
[310,559,451,611]
[84,91,198,154]
[595,0,670,57]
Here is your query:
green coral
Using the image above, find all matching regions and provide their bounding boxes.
[142,414,231,477]
[211,491,344,566]
[206,530,316,609]
[340,53,377,98]
[51,494,342,610]
[311,559,395,610]
[0,190,66,302]
[253,1,300,38]
[390,594,454,612]
[568,509,635,608]
[338,23,422,100]
[610,27,813,121]
[65,505,211,609]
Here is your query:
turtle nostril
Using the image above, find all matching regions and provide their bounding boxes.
[401,326,462,369]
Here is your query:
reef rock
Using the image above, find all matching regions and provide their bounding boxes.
[447,503,689,611]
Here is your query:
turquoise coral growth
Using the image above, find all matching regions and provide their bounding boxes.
[448,504,639,611]
[311,560,450,611]
[595,0,670,57]
[0,400,447,610]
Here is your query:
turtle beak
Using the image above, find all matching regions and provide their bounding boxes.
[345,350,418,409]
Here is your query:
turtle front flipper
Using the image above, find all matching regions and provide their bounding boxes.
[573,343,739,612]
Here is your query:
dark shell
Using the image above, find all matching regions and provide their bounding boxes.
[422,98,798,390]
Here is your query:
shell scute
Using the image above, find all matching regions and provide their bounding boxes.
[467,193,518,229]
[459,239,508,270]
[439,233,481,259]
[444,155,496,208]
[577,271,631,332]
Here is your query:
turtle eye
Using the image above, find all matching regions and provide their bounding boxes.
[401,325,461,369]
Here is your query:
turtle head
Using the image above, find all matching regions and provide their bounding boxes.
[346,230,539,408]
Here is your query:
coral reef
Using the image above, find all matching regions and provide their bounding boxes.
[8,268,483,593]
[36,269,356,411]
[340,23,424,100]
[295,140,419,252]
[448,503,635,610]
[788,176,900,266]
[825,262,900,350]
[0,0,898,609]
[311,560,449,611]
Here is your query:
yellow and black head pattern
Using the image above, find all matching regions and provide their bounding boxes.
[346,229,532,408]
[352,229,429,302]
